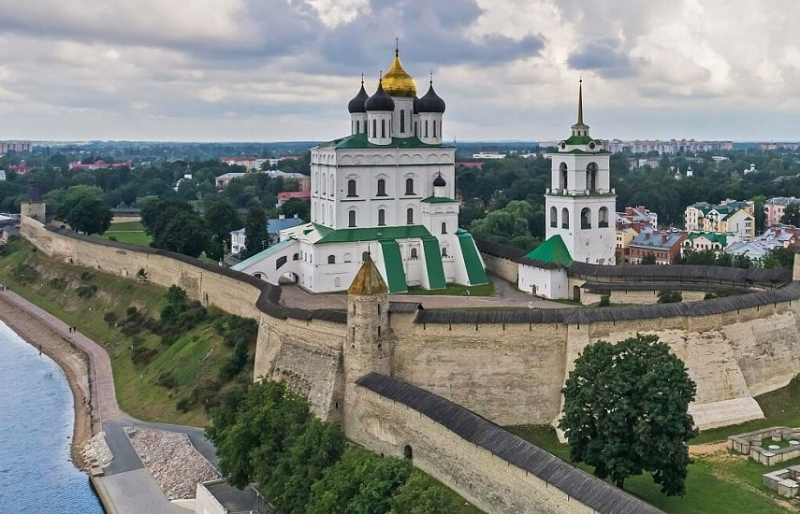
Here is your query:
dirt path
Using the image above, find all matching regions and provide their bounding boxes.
[0,293,94,468]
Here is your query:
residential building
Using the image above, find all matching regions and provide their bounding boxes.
[0,141,32,153]
[276,191,311,206]
[764,197,800,228]
[231,48,488,293]
[628,231,687,265]
[618,205,658,229]
[681,232,732,257]
[685,199,755,240]
[9,164,30,174]
[604,139,733,155]
[215,172,246,188]
[758,224,800,248]
[472,152,506,159]
[725,240,781,263]
[230,214,305,254]
[220,157,268,170]
[264,170,311,191]
[68,160,132,171]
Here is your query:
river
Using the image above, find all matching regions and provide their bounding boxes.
[0,321,103,512]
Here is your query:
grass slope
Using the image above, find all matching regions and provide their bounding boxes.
[0,239,237,426]
[98,220,152,247]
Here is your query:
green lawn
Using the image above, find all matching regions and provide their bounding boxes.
[507,425,798,513]
[406,282,495,297]
[0,239,238,426]
[99,221,152,247]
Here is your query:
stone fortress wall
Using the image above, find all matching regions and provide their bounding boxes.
[19,212,800,512]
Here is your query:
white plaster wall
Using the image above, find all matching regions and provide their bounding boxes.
[518,265,568,299]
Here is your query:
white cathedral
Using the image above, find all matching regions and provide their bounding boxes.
[517,81,616,299]
[233,49,488,293]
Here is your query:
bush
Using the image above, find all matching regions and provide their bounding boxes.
[13,263,39,283]
[157,371,177,389]
[218,341,249,381]
[76,285,98,298]
[176,398,191,413]
[136,268,148,282]
[704,288,732,300]
[657,289,683,304]
[599,295,611,307]
[126,306,138,316]
[49,277,68,290]
[80,271,92,281]
[131,345,158,366]
[103,311,118,325]
[108,236,117,242]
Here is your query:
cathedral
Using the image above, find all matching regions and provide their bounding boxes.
[233,48,488,293]
[517,82,616,299]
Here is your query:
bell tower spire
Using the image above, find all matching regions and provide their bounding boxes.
[571,78,590,138]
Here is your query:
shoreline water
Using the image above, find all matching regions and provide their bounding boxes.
[0,293,94,470]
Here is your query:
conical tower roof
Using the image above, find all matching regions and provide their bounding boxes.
[348,254,388,295]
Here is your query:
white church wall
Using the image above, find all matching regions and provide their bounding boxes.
[518,265,568,299]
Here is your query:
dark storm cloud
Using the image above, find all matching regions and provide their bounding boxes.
[567,38,638,78]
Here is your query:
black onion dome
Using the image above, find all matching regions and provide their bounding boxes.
[365,80,395,112]
[433,173,446,187]
[417,82,445,113]
[348,82,369,113]
[413,96,419,114]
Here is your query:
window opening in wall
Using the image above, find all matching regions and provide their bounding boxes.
[441,247,448,257]
[400,110,405,133]
[404,445,413,460]
[441,222,447,234]
[599,206,609,228]
[405,178,414,195]
[378,209,386,226]
[433,120,437,138]
[410,248,418,259]
[550,206,557,228]
[327,255,335,264]
[356,120,360,134]
[425,120,429,137]
[377,179,386,196]
[559,163,568,191]
[377,326,381,337]
[349,210,356,227]
[347,179,357,197]
[406,208,414,225]
[587,162,598,192]
[562,208,570,229]
[372,119,377,138]
[581,208,592,229]
[381,119,386,138]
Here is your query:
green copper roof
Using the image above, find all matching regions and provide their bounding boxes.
[563,135,595,145]
[456,230,489,285]
[316,225,433,244]
[523,235,574,267]
[320,132,451,150]
[421,236,447,289]
[686,232,730,244]
[420,196,458,204]
[560,148,611,155]
[378,240,408,293]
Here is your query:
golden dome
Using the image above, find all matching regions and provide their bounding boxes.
[382,51,417,97]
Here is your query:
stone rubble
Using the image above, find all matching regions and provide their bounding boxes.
[83,431,113,468]
[124,427,220,500]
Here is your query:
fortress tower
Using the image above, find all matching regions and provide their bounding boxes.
[20,184,45,223]
[544,81,616,265]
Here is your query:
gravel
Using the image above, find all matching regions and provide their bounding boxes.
[124,427,220,499]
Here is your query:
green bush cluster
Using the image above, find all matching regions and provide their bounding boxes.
[207,381,459,514]
[13,263,39,283]
[49,277,68,290]
[158,285,207,344]
[76,284,98,298]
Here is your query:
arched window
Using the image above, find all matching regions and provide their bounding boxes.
[550,206,558,228]
[348,210,356,227]
[405,178,414,195]
[441,222,447,234]
[410,248,418,259]
[344,253,352,263]
[406,207,414,225]
[581,208,592,229]
[293,253,299,261]
[381,119,386,138]
[562,207,570,229]
[322,175,327,195]
[559,163,568,191]
[334,277,341,288]
[414,121,418,137]
[598,206,609,228]
[433,120,437,138]
[327,255,335,264]
[378,209,386,226]
[329,175,334,197]
[347,179,357,197]
[425,120,429,137]
[377,179,386,196]
[441,247,448,257]
[587,162,598,192]
[356,120,360,134]
[372,119,377,138]
[400,110,405,133]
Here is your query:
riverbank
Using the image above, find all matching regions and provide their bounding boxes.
[0,291,94,469]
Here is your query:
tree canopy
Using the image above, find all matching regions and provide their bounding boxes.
[243,207,269,258]
[559,334,697,496]
[780,202,800,226]
[58,185,112,235]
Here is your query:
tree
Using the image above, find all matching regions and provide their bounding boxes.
[780,202,800,226]
[280,198,310,222]
[389,471,457,514]
[203,198,242,244]
[141,198,195,239]
[244,207,269,257]
[763,246,795,269]
[153,210,211,258]
[657,289,683,303]
[59,185,112,235]
[559,335,697,495]
[641,253,657,265]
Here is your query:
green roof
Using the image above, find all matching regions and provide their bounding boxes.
[560,149,611,155]
[319,132,452,150]
[686,232,729,244]
[563,135,595,145]
[316,225,433,244]
[420,196,458,204]
[456,230,489,285]
[523,235,574,267]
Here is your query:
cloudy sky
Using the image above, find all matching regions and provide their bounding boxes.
[2,0,800,142]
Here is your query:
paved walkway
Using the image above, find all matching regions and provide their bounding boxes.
[279,274,564,310]
[0,290,212,514]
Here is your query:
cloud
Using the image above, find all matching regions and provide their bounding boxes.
[567,38,638,78]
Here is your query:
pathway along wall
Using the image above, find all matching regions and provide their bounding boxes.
[21,214,800,430]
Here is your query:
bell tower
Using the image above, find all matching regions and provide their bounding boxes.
[544,81,616,265]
